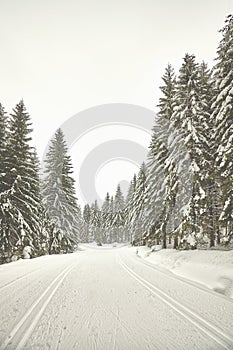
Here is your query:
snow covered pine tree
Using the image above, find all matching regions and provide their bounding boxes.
[42,128,81,253]
[0,101,42,262]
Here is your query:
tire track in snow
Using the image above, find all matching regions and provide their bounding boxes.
[0,264,75,350]
[118,255,233,350]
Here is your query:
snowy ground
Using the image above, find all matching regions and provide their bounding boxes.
[135,246,233,298]
[0,245,233,349]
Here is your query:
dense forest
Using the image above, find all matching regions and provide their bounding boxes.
[81,15,233,249]
[0,15,233,264]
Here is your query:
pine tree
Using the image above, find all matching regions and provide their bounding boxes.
[196,62,217,247]
[112,185,125,242]
[169,54,207,247]
[125,174,137,242]
[0,104,8,193]
[42,128,81,252]
[130,163,147,244]
[157,64,176,121]
[90,200,102,244]
[106,196,115,243]
[144,65,177,248]
[211,15,233,243]
[81,204,91,242]
[101,192,111,243]
[0,101,42,261]
[0,103,10,262]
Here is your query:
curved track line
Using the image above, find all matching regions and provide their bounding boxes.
[118,255,233,350]
[131,253,233,304]
[0,264,74,350]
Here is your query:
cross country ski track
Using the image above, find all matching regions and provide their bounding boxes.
[0,246,232,350]
[117,254,233,350]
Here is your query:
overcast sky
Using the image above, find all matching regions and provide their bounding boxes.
[0,0,233,205]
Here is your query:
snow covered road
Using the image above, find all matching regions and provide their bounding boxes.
[0,246,233,350]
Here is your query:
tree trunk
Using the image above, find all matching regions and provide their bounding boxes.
[209,203,215,248]
[173,237,178,249]
[162,223,167,249]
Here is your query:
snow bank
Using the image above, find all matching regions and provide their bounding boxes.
[135,247,233,298]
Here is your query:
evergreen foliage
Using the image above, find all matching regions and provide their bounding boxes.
[42,129,81,252]
[1,15,233,259]
[87,15,233,249]
[0,101,42,262]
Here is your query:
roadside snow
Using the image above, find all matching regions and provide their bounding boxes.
[134,246,233,298]
[79,242,128,250]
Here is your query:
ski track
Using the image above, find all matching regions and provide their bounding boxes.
[133,254,233,304]
[0,264,75,350]
[0,268,42,291]
[118,254,233,350]
[122,250,233,337]
[0,247,232,349]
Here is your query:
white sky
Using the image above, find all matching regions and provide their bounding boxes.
[0,0,233,205]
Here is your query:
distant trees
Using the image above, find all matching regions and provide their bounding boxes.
[80,185,127,245]
[81,204,91,242]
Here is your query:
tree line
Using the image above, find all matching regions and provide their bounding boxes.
[0,15,232,263]
[84,15,233,249]
[0,103,81,264]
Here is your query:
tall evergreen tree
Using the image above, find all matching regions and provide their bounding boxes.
[0,101,42,261]
[106,196,115,243]
[81,204,91,242]
[211,15,233,243]
[112,185,125,242]
[0,103,10,262]
[101,192,111,243]
[125,174,137,242]
[42,128,81,252]
[0,104,7,193]
[90,200,102,243]
[144,65,177,248]
[169,54,207,247]
[129,163,147,243]
[196,62,217,247]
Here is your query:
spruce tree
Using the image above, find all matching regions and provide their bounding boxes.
[42,128,81,252]
[196,62,217,247]
[112,185,125,242]
[170,54,207,247]
[144,65,176,248]
[90,200,101,244]
[81,204,91,242]
[0,101,42,261]
[211,15,233,243]
[101,192,111,243]
[0,103,10,262]
[130,163,147,244]
[125,174,137,242]
[0,104,7,193]
[107,196,115,243]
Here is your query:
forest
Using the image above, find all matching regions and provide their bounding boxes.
[0,14,233,264]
